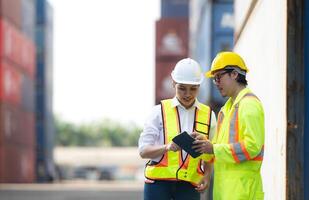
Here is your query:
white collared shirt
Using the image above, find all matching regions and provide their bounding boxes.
[138,97,217,162]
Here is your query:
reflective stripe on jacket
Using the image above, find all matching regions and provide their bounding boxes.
[207,88,265,200]
[145,99,212,185]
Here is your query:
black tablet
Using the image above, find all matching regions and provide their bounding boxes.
[172,131,201,158]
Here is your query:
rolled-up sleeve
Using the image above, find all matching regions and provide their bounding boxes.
[138,105,163,153]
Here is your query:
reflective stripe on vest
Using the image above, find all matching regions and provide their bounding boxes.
[226,93,264,163]
[144,99,212,185]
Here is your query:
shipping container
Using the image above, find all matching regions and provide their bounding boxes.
[21,0,35,40]
[21,73,35,112]
[35,0,55,182]
[156,18,189,59]
[0,18,36,78]
[0,102,20,145]
[20,34,36,78]
[304,1,309,199]
[0,102,35,147]
[0,144,35,183]
[0,0,21,29]
[190,0,233,114]
[212,2,234,35]
[0,60,21,106]
[233,0,292,199]
[0,18,20,65]
[161,0,189,18]
[155,61,177,104]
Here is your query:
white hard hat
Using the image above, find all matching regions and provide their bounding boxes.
[171,58,204,85]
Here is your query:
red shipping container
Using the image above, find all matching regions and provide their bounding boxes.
[0,102,20,145]
[0,0,21,29]
[0,60,21,106]
[155,61,177,104]
[19,111,35,146]
[19,34,36,78]
[0,103,35,146]
[0,18,36,78]
[0,144,35,183]
[0,18,20,64]
[156,18,189,59]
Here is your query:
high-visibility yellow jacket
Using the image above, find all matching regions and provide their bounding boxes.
[145,99,212,186]
[203,88,265,200]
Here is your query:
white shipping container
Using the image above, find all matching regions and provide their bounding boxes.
[233,0,287,199]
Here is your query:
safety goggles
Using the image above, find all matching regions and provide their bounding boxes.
[212,71,230,84]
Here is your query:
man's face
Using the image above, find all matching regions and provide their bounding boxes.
[174,83,200,109]
[212,70,235,97]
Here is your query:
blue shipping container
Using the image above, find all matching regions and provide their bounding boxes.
[212,2,234,34]
[161,0,188,18]
[35,0,54,182]
[210,1,234,108]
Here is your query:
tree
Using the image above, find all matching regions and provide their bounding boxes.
[55,117,142,147]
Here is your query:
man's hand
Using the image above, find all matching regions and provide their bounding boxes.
[192,139,214,154]
[191,131,207,140]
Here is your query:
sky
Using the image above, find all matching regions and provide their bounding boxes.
[49,0,160,127]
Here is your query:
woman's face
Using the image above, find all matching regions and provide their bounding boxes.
[174,83,200,109]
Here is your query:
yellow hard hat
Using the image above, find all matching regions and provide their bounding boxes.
[205,51,249,78]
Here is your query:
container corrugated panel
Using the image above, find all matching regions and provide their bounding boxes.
[19,111,35,146]
[21,73,34,112]
[0,102,35,146]
[155,61,177,104]
[21,0,35,40]
[35,25,45,65]
[0,102,20,145]
[0,0,21,29]
[156,18,189,59]
[0,17,36,77]
[35,0,46,25]
[35,118,46,152]
[213,2,234,35]
[36,0,53,25]
[161,0,189,18]
[19,33,36,78]
[0,18,20,65]
[0,144,35,183]
[0,60,21,106]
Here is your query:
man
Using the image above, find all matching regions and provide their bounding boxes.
[193,52,265,200]
[138,58,217,200]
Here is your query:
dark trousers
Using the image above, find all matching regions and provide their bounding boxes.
[144,180,200,200]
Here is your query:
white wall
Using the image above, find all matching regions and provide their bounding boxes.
[234,0,287,199]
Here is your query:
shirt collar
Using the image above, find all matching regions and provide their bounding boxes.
[171,97,201,110]
[223,87,251,111]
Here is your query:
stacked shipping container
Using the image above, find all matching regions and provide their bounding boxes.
[35,0,55,182]
[0,0,36,183]
[190,0,234,113]
[155,0,189,104]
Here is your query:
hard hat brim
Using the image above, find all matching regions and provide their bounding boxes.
[205,70,213,78]
[171,74,204,85]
